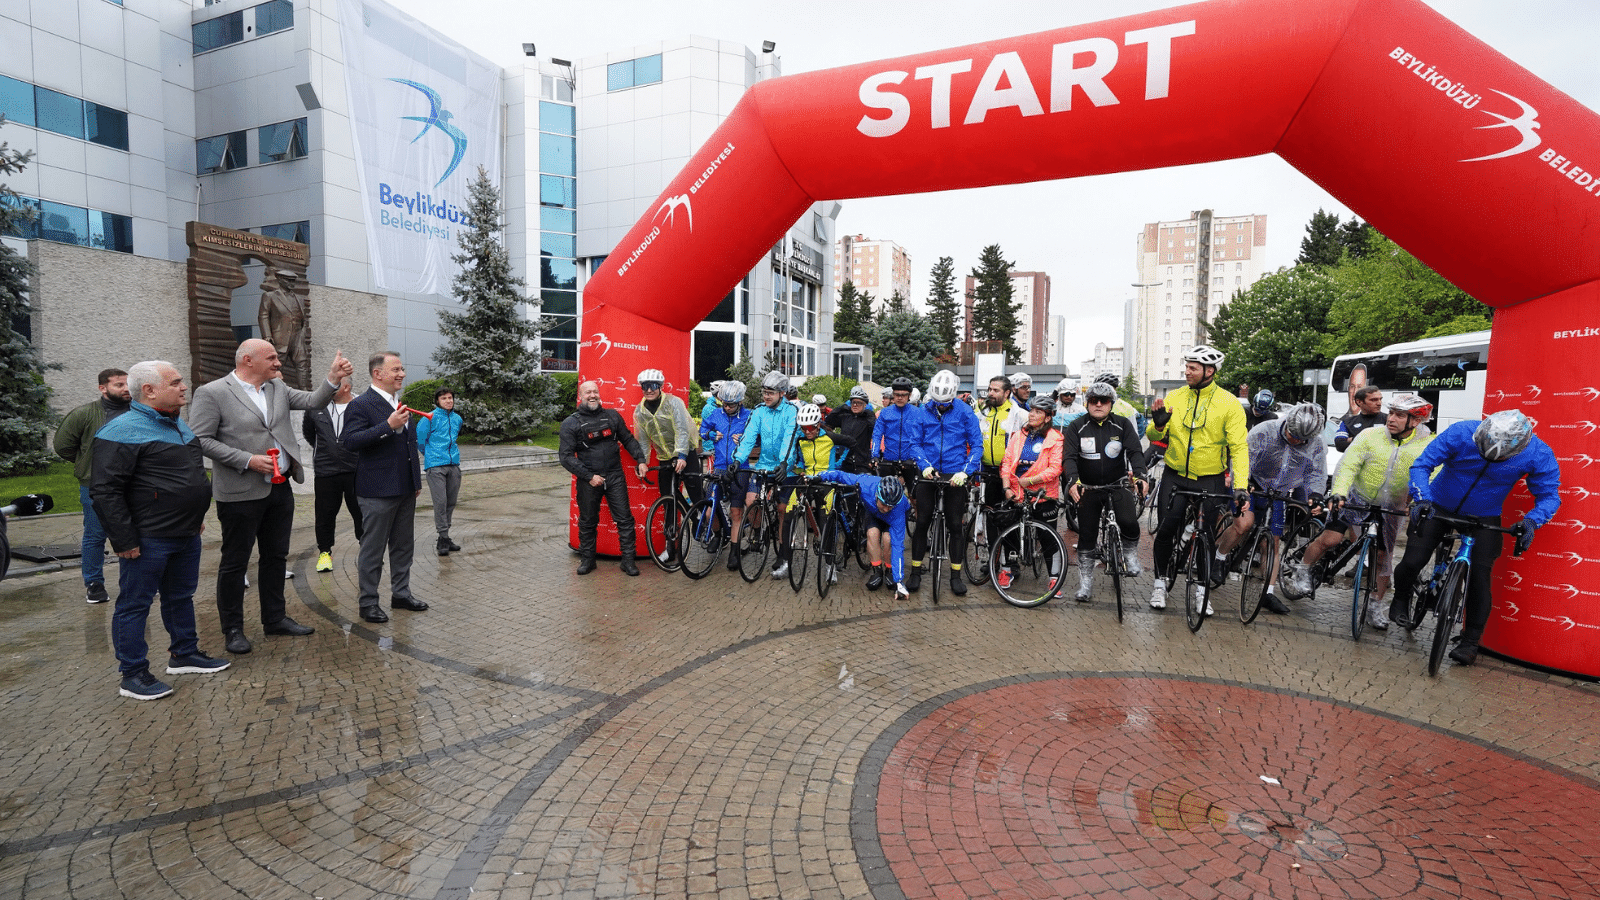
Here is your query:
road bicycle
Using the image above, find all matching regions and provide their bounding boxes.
[1236,489,1319,625]
[1077,477,1143,623]
[1163,487,1236,633]
[1400,507,1529,676]
[812,480,864,599]
[1334,500,1406,641]
[913,472,967,604]
[642,469,696,572]
[737,470,786,583]
[676,472,734,580]
[961,472,998,587]
[989,489,1067,609]
[1142,461,1166,534]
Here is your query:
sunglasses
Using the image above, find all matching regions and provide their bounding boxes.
[1086,397,1112,405]
[641,382,662,392]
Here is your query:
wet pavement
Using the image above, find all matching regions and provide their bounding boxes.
[2,465,1598,899]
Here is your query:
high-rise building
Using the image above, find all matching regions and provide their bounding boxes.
[964,270,1050,365]
[1079,343,1125,384]
[833,234,910,311]
[1131,210,1269,395]
[1044,315,1067,366]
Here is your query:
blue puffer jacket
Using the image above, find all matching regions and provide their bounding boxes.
[871,402,927,463]
[734,401,798,475]
[700,404,752,470]
[417,408,463,468]
[913,400,982,476]
[818,470,909,582]
[1409,420,1561,526]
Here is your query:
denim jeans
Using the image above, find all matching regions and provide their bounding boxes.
[80,485,107,586]
[111,534,203,676]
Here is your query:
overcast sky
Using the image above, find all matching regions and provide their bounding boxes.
[384,0,1598,370]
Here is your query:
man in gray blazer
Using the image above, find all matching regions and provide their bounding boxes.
[189,339,354,654]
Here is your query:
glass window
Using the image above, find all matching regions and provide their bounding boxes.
[1,195,42,240]
[255,0,293,35]
[544,315,578,339]
[707,286,735,323]
[541,207,575,233]
[193,11,244,53]
[542,339,578,371]
[541,290,577,316]
[606,61,633,91]
[34,86,85,139]
[84,102,129,150]
[538,174,575,208]
[538,101,574,135]
[538,132,574,176]
[38,200,89,245]
[539,232,575,258]
[258,118,306,163]
[540,256,576,290]
[90,210,134,253]
[260,221,310,243]
[197,131,247,174]
[634,54,662,85]
[0,75,35,128]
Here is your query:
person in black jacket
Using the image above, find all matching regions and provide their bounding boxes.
[559,379,649,576]
[91,361,229,700]
[302,376,364,572]
[1336,385,1385,453]
[342,352,428,623]
[822,386,876,473]
[1061,380,1150,601]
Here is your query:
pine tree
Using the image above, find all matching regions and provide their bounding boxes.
[431,167,556,441]
[886,290,908,314]
[1339,218,1374,260]
[926,255,960,354]
[0,122,56,475]
[834,281,863,344]
[865,311,943,386]
[968,244,1022,363]
[1297,208,1344,267]
[855,285,877,332]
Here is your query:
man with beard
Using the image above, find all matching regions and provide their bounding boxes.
[55,368,131,604]
[560,380,649,576]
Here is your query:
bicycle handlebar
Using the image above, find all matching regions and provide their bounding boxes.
[1416,506,1531,556]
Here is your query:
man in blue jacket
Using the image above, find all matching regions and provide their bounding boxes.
[733,370,800,578]
[701,380,752,570]
[909,370,983,596]
[817,470,911,596]
[871,376,926,488]
[418,387,464,557]
[1392,410,1560,665]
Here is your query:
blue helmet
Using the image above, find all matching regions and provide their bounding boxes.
[1252,389,1275,415]
[876,477,905,508]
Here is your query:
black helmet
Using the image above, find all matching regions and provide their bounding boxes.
[1252,389,1275,415]
[890,376,914,392]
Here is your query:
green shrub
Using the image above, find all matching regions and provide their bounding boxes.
[401,377,447,412]
[797,375,857,409]
[549,372,580,411]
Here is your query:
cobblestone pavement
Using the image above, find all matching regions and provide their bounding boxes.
[2,466,1598,899]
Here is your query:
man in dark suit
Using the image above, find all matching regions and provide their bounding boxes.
[341,351,427,623]
[189,339,353,654]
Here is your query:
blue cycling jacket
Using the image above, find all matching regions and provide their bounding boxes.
[913,400,982,476]
[700,404,752,471]
[1409,420,1561,526]
[734,401,799,474]
[871,402,927,463]
[416,408,463,468]
[818,470,909,583]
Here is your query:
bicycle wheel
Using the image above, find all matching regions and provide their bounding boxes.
[1428,560,1469,676]
[818,510,844,599]
[964,506,990,586]
[1184,529,1210,633]
[1350,538,1377,641]
[1144,474,1165,534]
[990,520,1066,608]
[644,496,683,572]
[1101,512,1124,623]
[786,506,809,593]
[678,500,725,580]
[1239,527,1274,625]
[737,504,770,583]
[929,512,946,604]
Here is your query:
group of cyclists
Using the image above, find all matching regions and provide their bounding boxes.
[635,340,1560,666]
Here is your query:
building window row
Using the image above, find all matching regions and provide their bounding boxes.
[0,74,129,151]
[606,54,662,92]
[3,194,133,253]
[193,0,293,54]
[538,99,578,371]
[196,117,307,174]
[255,221,309,244]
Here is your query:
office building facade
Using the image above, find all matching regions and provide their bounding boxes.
[832,234,910,311]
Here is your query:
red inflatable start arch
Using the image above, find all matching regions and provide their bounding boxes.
[576,0,1600,677]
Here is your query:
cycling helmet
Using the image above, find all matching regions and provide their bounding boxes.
[910,387,921,405]
[1251,388,1275,414]
[1094,373,1120,388]
[1029,395,1057,415]
[637,368,664,388]
[785,385,799,399]
[1280,402,1326,443]
[927,369,959,403]
[1182,344,1225,367]
[717,380,746,404]
[797,403,822,427]
[875,476,906,508]
[1084,381,1117,403]
[1011,372,1032,387]
[1386,392,1433,420]
[1054,377,1076,397]
[880,386,894,401]
[761,370,789,392]
[811,393,826,405]
[890,376,914,393]
[1474,409,1533,461]
[849,385,870,402]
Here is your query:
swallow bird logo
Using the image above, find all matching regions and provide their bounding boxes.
[1525,384,1543,399]
[1502,601,1520,616]
[653,194,694,232]
[591,332,613,359]
[1485,389,1520,403]
[1557,615,1578,630]
[1563,486,1593,502]
[1568,454,1599,469]
[1562,552,1590,566]
[1461,90,1542,162]
[1556,387,1600,402]
[1504,570,1523,587]
[389,79,469,188]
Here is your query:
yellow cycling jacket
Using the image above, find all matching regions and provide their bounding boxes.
[1146,380,1250,484]
[977,399,1024,466]
[1331,422,1432,509]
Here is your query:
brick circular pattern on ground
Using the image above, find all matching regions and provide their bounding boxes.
[871,676,1600,899]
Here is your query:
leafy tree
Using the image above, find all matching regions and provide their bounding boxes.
[834,281,866,344]
[1208,266,1338,402]
[432,167,557,441]
[797,375,857,409]
[926,255,960,354]
[0,121,56,475]
[1203,297,1242,350]
[1420,313,1493,340]
[1322,235,1484,358]
[866,311,943,386]
[1339,218,1374,260]
[968,244,1022,363]
[1297,208,1344,267]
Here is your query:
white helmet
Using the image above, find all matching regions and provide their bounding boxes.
[761,370,789,392]
[717,380,746,403]
[850,385,871,402]
[811,393,827,404]
[637,368,665,386]
[1182,345,1225,367]
[1011,372,1032,387]
[797,403,822,427]
[1055,377,1077,397]
[927,370,959,403]
[910,387,922,405]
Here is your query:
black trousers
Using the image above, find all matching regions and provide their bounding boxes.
[1077,483,1140,551]
[215,482,294,632]
[576,470,637,561]
[1152,470,1228,583]
[656,454,703,505]
[313,472,364,552]
[912,480,968,565]
[1392,514,1503,638]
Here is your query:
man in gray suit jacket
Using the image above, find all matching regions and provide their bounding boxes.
[189,339,354,654]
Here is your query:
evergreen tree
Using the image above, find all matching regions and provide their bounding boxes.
[723,343,756,404]
[1297,208,1344,267]
[1339,218,1374,260]
[886,290,908,315]
[926,255,960,353]
[0,121,56,475]
[855,285,877,332]
[834,281,864,344]
[968,245,1022,363]
[432,167,557,441]
[865,311,943,386]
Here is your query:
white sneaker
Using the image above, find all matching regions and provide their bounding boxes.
[771,562,789,579]
[1150,581,1167,609]
[1197,586,1214,617]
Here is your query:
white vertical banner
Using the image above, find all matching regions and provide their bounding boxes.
[338,0,501,295]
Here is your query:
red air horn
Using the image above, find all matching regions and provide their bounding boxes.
[266,448,286,484]
[401,405,432,420]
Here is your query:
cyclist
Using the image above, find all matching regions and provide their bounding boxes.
[879,386,893,411]
[1217,402,1327,615]
[1094,373,1146,434]
[786,403,852,583]
[1297,392,1434,629]
[1052,378,1085,429]
[634,370,702,557]
[732,370,801,579]
[1391,409,1561,665]
[1335,385,1385,453]
[698,381,724,458]
[701,381,753,571]
[909,369,983,596]
[812,394,832,418]
[1061,381,1149,601]
[1010,372,1034,408]
[997,395,1065,591]
[871,376,927,488]
[1145,344,1251,611]
[1244,388,1278,431]
[823,385,876,474]
[785,384,802,408]
[977,375,1028,517]
[816,470,912,597]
